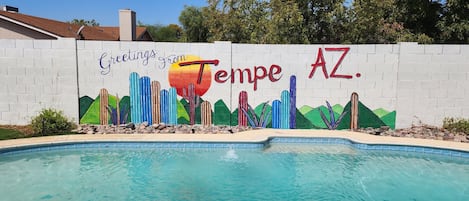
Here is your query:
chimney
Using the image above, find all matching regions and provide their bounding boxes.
[119,9,136,41]
[2,5,19,13]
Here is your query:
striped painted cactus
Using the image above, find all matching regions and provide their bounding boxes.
[129,72,141,123]
[160,89,169,124]
[238,91,248,127]
[99,88,109,125]
[280,90,290,129]
[151,81,161,125]
[169,87,178,125]
[201,101,212,126]
[351,92,359,130]
[140,76,152,124]
[182,83,200,125]
[271,100,281,128]
[289,75,296,129]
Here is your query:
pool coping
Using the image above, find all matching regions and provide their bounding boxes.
[1,129,468,152]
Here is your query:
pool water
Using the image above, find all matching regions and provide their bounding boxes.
[0,143,468,201]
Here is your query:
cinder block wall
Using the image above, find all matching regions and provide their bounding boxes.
[0,39,79,125]
[396,43,469,128]
[1,39,467,128]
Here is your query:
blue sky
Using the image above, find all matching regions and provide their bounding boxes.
[1,0,207,26]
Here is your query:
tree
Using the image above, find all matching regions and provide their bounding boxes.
[179,6,209,42]
[395,0,443,43]
[349,0,411,43]
[266,0,308,44]
[295,0,350,43]
[437,0,469,43]
[68,19,100,26]
[140,23,183,42]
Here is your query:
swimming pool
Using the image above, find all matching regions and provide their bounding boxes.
[0,137,468,201]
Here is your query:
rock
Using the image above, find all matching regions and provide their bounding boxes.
[125,123,136,130]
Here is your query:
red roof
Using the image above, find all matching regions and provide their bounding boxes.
[0,10,151,41]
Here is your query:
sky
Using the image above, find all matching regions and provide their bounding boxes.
[1,0,207,26]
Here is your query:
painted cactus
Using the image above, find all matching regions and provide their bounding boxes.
[272,100,281,128]
[241,101,271,128]
[140,76,152,124]
[169,87,178,125]
[289,75,296,129]
[160,89,169,124]
[320,101,347,130]
[238,91,248,127]
[280,90,290,129]
[201,101,212,126]
[151,81,161,124]
[182,83,200,125]
[129,72,141,123]
[351,92,359,130]
[99,88,109,125]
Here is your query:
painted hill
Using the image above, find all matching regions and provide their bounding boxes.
[213,99,231,125]
[381,111,396,129]
[373,108,390,118]
[337,101,386,129]
[79,96,94,120]
[299,105,314,115]
[332,104,344,114]
[80,95,119,124]
[304,105,341,129]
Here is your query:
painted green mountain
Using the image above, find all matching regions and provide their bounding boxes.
[337,101,386,129]
[213,100,231,125]
[180,97,204,124]
[332,104,344,114]
[120,96,131,123]
[177,99,189,121]
[305,106,341,129]
[80,95,119,124]
[295,109,315,129]
[231,108,239,126]
[373,108,390,118]
[381,111,396,129]
[299,105,314,115]
[79,96,93,119]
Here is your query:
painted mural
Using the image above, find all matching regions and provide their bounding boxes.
[80,52,396,130]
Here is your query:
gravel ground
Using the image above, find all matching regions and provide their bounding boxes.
[75,122,469,143]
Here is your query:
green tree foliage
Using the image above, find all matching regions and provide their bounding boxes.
[395,0,443,41]
[296,0,350,43]
[177,0,467,44]
[140,23,183,42]
[68,19,100,26]
[266,0,308,44]
[179,6,209,42]
[437,0,469,43]
[31,108,75,135]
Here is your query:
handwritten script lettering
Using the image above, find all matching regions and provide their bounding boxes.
[98,49,184,75]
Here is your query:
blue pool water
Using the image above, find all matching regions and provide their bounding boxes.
[0,139,468,201]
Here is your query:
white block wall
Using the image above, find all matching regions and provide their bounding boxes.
[0,39,79,125]
[1,39,468,128]
[396,43,469,128]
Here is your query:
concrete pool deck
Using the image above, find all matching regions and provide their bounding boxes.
[1,129,469,152]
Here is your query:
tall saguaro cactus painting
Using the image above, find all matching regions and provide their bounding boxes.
[182,83,200,125]
[280,90,290,129]
[151,81,161,124]
[289,75,296,129]
[238,91,248,127]
[201,101,212,126]
[99,88,109,125]
[130,72,141,124]
[140,76,152,124]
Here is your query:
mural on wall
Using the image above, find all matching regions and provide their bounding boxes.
[80,50,396,130]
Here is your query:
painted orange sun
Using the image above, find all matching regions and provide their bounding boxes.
[168,55,212,97]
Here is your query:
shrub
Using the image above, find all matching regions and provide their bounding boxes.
[443,117,469,135]
[31,108,75,135]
